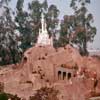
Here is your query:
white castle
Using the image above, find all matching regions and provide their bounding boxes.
[36,13,53,46]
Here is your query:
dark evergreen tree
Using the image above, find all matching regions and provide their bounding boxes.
[15,0,33,51]
[0,0,21,65]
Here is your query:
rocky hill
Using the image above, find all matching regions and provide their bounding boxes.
[0,45,100,100]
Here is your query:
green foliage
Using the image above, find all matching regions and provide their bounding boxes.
[70,0,91,11]
[48,5,59,18]
[0,0,11,6]
[15,0,33,51]
[71,0,96,55]
[0,1,22,65]
[28,0,42,44]
[29,0,59,35]
[0,93,21,100]
[47,4,59,35]
[0,82,21,100]
[42,0,48,11]
[60,0,96,55]
[29,0,41,21]
[30,87,59,100]
[70,0,96,37]
[0,0,60,65]
[0,0,97,65]
[0,93,8,100]
[59,15,76,47]
[28,0,59,45]
[16,0,24,11]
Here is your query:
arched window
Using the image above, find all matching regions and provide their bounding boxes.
[68,72,71,80]
[23,56,27,63]
[63,72,66,80]
[58,71,61,80]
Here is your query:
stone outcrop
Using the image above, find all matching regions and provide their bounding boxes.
[0,45,100,100]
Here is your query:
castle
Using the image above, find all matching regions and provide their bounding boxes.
[36,13,53,46]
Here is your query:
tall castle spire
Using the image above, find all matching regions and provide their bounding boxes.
[41,13,45,32]
[36,13,53,46]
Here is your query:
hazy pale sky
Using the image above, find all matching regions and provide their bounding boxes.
[9,0,100,49]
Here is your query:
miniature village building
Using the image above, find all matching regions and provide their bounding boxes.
[55,64,74,81]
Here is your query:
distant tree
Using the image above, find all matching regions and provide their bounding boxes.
[60,15,75,47]
[46,4,59,36]
[29,0,59,44]
[0,0,21,65]
[28,0,42,44]
[0,0,60,65]
[15,0,33,51]
[70,0,96,55]
[14,0,59,63]
[60,0,96,55]
[42,0,48,11]
[0,0,11,6]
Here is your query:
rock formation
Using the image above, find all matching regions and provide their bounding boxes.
[0,44,100,100]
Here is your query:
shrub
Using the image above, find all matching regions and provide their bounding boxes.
[30,87,59,100]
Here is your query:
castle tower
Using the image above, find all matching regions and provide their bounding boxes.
[36,13,53,46]
[41,13,45,32]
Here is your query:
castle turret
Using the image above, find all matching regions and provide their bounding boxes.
[36,13,53,46]
[41,13,45,33]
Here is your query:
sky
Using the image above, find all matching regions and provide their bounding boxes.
[9,0,100,49]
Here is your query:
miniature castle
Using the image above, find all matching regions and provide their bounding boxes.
[36,13,53,46]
